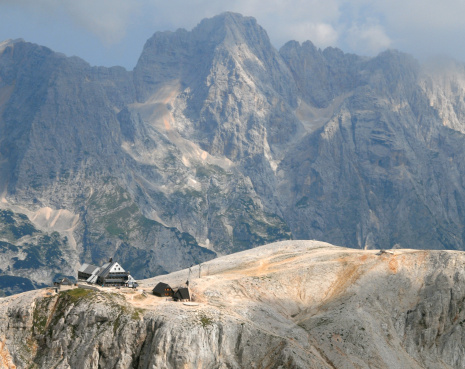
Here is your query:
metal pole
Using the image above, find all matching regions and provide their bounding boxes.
[188,265,192,285]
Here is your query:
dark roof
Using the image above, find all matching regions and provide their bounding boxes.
[78,263,100,275]
[97,262,128,279]
[60,277,74,285]
[153,282,172,296]
[97,262,116,279]
[174,287,190,301]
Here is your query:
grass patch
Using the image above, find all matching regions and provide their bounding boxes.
[131,308,145,320]
[62,288,95,302]
[32,298,52,335]
[200,315,213,328]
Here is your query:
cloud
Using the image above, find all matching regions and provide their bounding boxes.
[227,0,342,48]
[370,0,465,32]
[2,0,465,67]
[287,22,339,47]
[65,0,137,44]
[346,21,392,56]
[0,0,138,44]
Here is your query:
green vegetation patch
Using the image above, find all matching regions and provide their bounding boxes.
[87,184,143,240]
[62,288,95,302]
[112,304,144,333]
[199,315,213,327]
[33,297,53,335]
[131,308,145,320]
[88,184,130,211]
[45,289,97,334]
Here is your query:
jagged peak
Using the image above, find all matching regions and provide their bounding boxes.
[0,38,26,54]
[0,38,25,49]
[366,48,420,76]
[280,39,352,61]
[368,48,419,66]
[0,38,91,66]
[203,11,255,23]
[190,11,270,49]
[134,11,284,101]
[195,11,260,32]
[141,12,270,53]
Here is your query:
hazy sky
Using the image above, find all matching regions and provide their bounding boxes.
[1,0,464,69]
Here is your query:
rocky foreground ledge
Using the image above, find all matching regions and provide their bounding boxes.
[1,240,465,368]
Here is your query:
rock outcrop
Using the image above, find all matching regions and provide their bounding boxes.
[2,240,465,368]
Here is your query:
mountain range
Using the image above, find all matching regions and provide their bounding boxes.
[2,12,465,295]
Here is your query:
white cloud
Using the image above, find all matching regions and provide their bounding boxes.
[0,0,138,44]
[346,22,392,56]
[288,22,339,47]
[2,0,465,66]
[130,0,342,49]
[65,0,137,44]
[370,0,465,31]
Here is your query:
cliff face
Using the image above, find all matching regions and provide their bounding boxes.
[277,48,465,252]
[2,241,465,369]
[3,12,465,293]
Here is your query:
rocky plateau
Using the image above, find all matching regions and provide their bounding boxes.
[2,240,465,368]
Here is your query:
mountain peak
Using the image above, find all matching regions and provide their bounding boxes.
[134,11,281,102]
[191,11,270,48]
[196,11,259,29]
[0,38,25,54]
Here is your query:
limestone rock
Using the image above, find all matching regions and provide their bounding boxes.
[2,240,465,368]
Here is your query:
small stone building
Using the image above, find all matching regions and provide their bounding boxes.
[53,277,74,290]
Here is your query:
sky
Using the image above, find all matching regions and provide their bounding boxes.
[1,0,464,70]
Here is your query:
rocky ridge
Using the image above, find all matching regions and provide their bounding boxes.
[2,13,465,293]
[2,240,465,368]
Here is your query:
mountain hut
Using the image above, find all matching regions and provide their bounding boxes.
[96,261,130,286]
[173,287,190,301]
[153,282,174,297]
[53,277,74,287]
[126,275,139,288]
[78,263,101,281]
[77,259,134,287]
